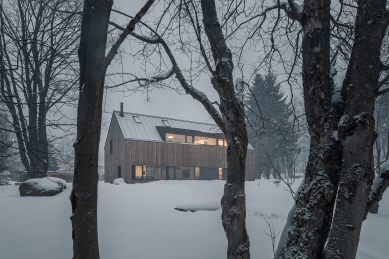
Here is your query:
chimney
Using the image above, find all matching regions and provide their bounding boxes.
[119,102,124,117]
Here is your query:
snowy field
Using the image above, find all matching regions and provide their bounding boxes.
[0,179,388,259]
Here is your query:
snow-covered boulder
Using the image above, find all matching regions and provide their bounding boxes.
[47,177,67,189]
[19,178,64,196]
[113,178,126,185]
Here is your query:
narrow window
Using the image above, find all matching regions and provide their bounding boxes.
[133,116,141,123]
[195,167,200,180]
[118,166,121,178]
[110,140,113,154]
[162,119,170,126]
[132,165,143,180]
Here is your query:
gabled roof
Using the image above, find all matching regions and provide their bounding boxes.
[113,111,222,141]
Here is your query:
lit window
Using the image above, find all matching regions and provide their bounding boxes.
[133,116,141,123]
[218,139,224,146]
[166,133,185,142]
[194,136,216,145]
[162,120,170,126]
[134,166,143,180]
[195,167,200,179]
[186,136,193,143]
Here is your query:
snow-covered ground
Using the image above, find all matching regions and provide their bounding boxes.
[0,179,388,259]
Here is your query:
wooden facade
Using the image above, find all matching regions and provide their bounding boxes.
[104,113,255,183]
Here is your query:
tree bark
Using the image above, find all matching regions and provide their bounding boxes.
[279,0,343,258]
[201,1,250,258]
[71,1,154,258]
[323,0,389,258]
[71,0,112,258]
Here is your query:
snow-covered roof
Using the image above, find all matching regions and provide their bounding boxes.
[113,111,222,142]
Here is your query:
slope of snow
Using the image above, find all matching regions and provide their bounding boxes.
[0,179,388,259]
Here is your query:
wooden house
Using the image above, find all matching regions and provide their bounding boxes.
[104,104,255,183]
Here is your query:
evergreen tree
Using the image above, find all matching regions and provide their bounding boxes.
[246,73,299,179]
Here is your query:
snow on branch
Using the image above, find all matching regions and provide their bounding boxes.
[105,68,174,88]
[255,1,303,23]
[365,163,389,219]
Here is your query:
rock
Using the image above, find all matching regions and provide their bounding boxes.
[19,178,63,196]
[113,178,125,185]
[47,177,67,189]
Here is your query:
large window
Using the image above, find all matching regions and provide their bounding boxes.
[166,133,185,143]
[132,165,225,181]
[132,165,162,180]
[144,166,161,180]
[177,166,194,179]
[194,136,217,145]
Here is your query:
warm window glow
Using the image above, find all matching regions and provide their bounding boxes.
[165,133,185,142]
[135,166,142,179]
[195,167,200,179]
[194,136,216,145]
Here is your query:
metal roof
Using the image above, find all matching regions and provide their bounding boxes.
[113,111,222,141]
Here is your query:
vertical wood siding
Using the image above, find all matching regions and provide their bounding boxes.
[104,115,126,183]
[105,118,255,183]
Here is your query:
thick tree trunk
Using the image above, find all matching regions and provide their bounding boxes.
[279,0,343,258]
[70,1,112,258]
[70,1,154,258]
[200,1,250,258]
[323,1,389,258]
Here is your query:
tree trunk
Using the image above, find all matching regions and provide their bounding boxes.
[279,0,343,257]
[70,1,155,257]
[200,1,250,258]
[323,0,389,258]
[70,0,112,258]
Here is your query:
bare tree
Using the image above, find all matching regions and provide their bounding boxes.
[0,0,80,178]
[106,1,254,257]
[248,0,389,258]
[0,103,13,172]
[70,1,155,258]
